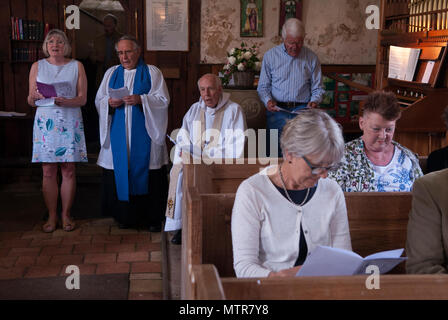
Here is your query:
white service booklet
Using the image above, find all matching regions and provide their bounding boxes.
[108,87,130,99]
[296,245,406,277]
[388,45,421,81]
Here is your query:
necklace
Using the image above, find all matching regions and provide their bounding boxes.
[278,163,310,207]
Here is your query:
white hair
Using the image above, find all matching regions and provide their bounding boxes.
[281,18,305,39]
[280,109,344,166]
[115,35,141,51]
[197,73,222,90]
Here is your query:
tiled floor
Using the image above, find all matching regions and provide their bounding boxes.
[0,218,164,299]
[0,163,164,300]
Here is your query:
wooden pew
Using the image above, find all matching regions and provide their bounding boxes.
[182,156,428,194]
[182,158,278,194]
[191,264,448,300]
[181,189,412,299]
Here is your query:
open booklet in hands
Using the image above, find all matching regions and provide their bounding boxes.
[35,81,72,107]
[296,245,407,276]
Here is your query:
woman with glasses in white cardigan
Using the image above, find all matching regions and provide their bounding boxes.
[231,109,352,278]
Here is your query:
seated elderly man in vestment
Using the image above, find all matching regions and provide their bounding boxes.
[165,73,247,244]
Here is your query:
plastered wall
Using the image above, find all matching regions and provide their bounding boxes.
[200,0,380,64]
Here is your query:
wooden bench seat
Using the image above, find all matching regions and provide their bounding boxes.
[182,157,427,194]
[191,264,448,300]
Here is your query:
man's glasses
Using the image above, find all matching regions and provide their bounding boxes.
[116,49,136,56]
[302,156,337,175]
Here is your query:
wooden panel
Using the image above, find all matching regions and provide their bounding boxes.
[345,192,412,260]
[0,1,11,62]
[42,0,60,29]
[27,0,43,20]
[10,0,27,18]
[191,265,226,300]
[161,67,180,79]
[220,274,448,300]
[202,194,235,277]
[185,0,201,114]
[0,117,34,158]
[13,63,32,114]
[419,46,442,60]
[394,131,445,156]
[2,63,15,111]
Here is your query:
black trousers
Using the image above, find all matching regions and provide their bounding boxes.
[101,166,168,228]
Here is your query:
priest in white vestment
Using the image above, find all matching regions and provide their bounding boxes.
[165,73,247,244]
[95,35,170,232]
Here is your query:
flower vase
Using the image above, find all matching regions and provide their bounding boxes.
[232,71,255,88]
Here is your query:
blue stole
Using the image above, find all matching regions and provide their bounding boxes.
[109,58,152,201]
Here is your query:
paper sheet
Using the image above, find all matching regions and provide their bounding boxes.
[108,87,130,99]
[296,245,406,276]
[0,111,27,117]
[35,98,55,107]
[421,61,435,83]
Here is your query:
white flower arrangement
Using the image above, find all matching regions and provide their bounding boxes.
[221,42,261,86]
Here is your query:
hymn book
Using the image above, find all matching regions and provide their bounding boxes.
[388,46,421,82]
[296,246,406,276]
[35,81,72,107]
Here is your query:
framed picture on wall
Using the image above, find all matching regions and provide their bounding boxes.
[279,0,302,33]
[240,0,263,37]
[145,0,189,51]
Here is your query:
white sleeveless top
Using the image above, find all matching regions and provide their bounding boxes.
[37,59,78,100]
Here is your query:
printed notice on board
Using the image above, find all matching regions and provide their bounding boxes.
[146,0,189,51]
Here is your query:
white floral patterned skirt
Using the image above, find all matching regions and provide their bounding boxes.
[32,106,88,163]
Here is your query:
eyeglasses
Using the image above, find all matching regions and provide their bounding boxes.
[302,156,336,175]
[116,49,136,56]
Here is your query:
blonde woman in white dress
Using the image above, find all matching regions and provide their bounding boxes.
[27,29,88,233]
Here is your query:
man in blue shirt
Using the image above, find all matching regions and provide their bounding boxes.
[257,18,324,157]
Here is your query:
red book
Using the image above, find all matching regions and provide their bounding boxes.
[44,23,50,39]
[15,17,20,40]
[11,16,15,40]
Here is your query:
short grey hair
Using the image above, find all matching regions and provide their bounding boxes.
[281,18,305,39]
[42,29,71,57]
[115,35,141,51]
[280,109,344,166]
[197,73,222,90]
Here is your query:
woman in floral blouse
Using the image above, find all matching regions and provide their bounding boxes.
[328,91,423,192]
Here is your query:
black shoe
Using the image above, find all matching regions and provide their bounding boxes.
[171,230,182,245]
[149,225,161,233]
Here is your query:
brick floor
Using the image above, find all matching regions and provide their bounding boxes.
[0,218,163,300]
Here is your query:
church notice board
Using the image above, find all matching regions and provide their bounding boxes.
[145,0,189,51]
[320,72,375,123]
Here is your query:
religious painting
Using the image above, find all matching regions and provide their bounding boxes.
[279,0,302,34]
[240,0,263,37]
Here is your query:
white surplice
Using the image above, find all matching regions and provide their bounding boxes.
[95,64,170,170]
[164,92,247,231]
